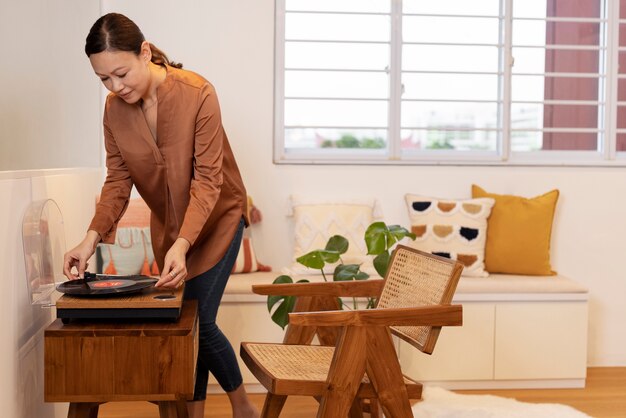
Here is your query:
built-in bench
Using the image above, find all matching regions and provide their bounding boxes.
[215,271,589,392]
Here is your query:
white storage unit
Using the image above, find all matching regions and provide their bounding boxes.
[398,274,589,389]
[400,302,496,382]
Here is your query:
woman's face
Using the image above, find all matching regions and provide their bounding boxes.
[89,43,151,104]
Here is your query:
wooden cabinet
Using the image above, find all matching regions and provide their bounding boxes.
[44,300,198,417]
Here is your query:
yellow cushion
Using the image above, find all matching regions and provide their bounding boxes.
[471,185,559,275]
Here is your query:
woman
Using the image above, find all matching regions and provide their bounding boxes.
[62,12,259,418]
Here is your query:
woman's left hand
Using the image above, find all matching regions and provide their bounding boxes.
[156,238,191,288]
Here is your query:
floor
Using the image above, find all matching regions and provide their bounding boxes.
[97,367,626,418]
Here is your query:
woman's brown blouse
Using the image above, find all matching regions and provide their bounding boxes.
[88,66,248,279]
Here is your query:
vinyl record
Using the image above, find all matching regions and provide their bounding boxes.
[57,274,158,297]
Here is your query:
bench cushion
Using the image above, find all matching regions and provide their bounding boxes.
[223,272,588,303]
[457,274,588,294]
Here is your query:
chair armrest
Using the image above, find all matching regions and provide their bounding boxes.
[288,305,462,327]
[252,279,385,298]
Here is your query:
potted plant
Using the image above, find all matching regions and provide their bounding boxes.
[268,221,416,328]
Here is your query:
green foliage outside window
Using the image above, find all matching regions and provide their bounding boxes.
[321,134,386,149]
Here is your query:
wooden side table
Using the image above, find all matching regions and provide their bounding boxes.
[44,300,198,418]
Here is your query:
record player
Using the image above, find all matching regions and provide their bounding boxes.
[22,199,185,323]
[55,272,185,323]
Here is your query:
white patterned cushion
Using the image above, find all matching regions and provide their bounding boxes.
[285,196,380,275]
[404,194,495,277]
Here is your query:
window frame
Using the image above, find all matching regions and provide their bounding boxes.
[274,0,626,166]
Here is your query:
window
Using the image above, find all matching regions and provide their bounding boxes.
[275,0,626,165]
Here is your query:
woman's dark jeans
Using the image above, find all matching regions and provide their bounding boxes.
[184,218,245,400]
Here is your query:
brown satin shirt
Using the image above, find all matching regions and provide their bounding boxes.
[88,65,248,279]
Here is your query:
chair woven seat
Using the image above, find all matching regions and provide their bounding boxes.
[242,342,422,397]
[245,343,334,381]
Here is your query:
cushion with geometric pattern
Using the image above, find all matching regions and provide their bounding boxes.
[404,194,495,277]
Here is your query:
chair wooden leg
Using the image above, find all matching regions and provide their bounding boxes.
[68,402,100,418]
[283,297,317,344]
[261,393,288,418]
[360,398,382,418]
[349,399,364,418]
[317,326,367,418]
[365,327,413,418]
[313,296,342,346]
[158,401,187,418]
[316,325,342,347]
[368,398,383,418]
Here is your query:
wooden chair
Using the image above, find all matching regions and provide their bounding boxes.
[241,245,464,418]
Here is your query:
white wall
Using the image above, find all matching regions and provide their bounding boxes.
[101,0,623,368]
[0,1,102,416]
[0,169,104,418]
[0,0,102,170]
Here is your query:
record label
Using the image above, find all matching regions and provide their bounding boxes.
[90,280,125,289]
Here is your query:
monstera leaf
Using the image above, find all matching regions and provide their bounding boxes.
[325,235,349,254]
[365,222,416,277]
[373,251,391,278]
[267,275,310,329]
[333,263,369,281]
[295,234,349,272]
[296,250,340,270]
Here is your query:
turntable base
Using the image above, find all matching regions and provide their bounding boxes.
[56,284,185,322]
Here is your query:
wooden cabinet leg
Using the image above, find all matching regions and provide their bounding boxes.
[158,401,188,418]
[175,401,189,418]
[68,402,100,418]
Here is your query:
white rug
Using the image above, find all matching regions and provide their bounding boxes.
[411,387,593,418]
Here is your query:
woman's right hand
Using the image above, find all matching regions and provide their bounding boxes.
[63,230,101,280]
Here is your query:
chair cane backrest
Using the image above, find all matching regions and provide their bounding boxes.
[376,245,464,354]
